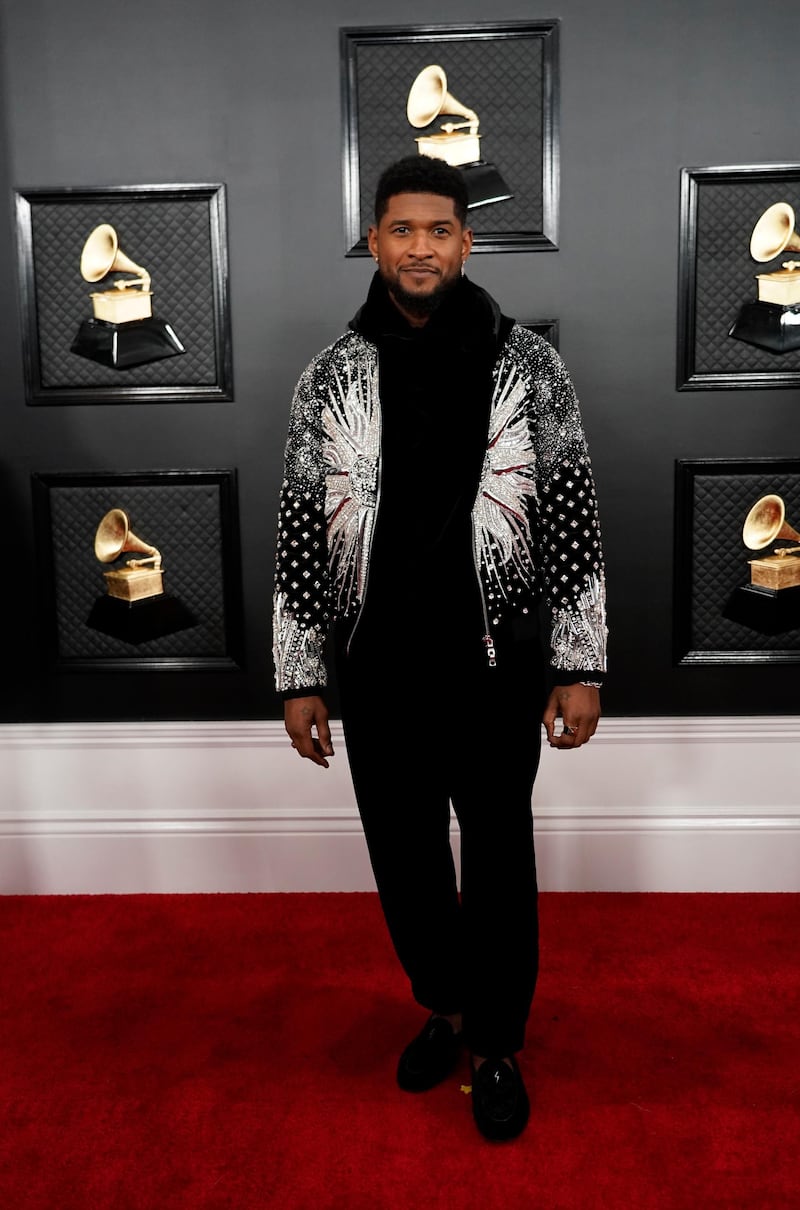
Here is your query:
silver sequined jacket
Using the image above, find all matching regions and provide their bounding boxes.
[273,323,607,695]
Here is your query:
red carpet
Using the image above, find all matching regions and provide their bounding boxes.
[0,892,797,1209]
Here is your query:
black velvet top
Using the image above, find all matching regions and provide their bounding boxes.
[343,273,516,673]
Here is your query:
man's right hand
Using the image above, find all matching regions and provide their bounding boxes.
[284,695,334,768]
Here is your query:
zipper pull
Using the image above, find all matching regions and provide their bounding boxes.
[482,634,497,667]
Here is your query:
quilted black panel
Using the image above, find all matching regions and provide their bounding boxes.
[694,180,800,376]
[685,468,800,656]
[19,186,232,401]
[37,473,241,667]
[355,38,542,238]
[33,198,214,387]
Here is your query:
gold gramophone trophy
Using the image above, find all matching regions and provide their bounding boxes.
[71,223,185,369]
[728,202,800,353]
[742,494,800,591]
[86,507,197,644]
[723,492,800,634]
[406,65,513,209]
[94,508,164,602]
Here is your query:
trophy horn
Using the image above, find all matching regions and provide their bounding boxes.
[94,508,159,564]
[742,494,800,550]
[749,202,800,263]
[406,64,478,131]
[80,224,151,290]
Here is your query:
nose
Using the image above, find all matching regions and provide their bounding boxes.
[408,232,433,258]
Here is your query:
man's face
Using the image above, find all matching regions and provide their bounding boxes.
[367,191,473,325]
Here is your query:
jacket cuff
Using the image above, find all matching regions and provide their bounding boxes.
[550,669,604,687]
[281,686,326,701]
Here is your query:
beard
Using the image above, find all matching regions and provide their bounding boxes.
[381,266,462,320]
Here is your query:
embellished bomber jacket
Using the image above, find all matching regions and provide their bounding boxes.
[273,319,607,696]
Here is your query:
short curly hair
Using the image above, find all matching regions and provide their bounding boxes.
[373,155,469,226]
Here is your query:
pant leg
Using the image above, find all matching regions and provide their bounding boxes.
[450,740,541,1057]
[448,637,546,1057]
[339,673,465,1015]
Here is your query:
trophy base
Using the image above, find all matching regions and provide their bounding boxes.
[728,300,800,354]
[71,316,186,370]
[722,583,800,636]
[86,593,197,645]
[103,566,164,602]
[460,161,514,209]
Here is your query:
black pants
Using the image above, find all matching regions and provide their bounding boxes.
[337,636,545,1057]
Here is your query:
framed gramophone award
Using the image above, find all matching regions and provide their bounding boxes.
[14,184,233,405]
[677,164,800,391]
[340,21,560,256]
[673,457,800,665]
[31,469,244,672]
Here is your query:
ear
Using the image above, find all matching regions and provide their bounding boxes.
[461,226,474,260]
[367,226,379,260]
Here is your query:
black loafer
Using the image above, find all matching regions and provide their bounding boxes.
[470,1055,530,1141]
[397,1015,462,1092]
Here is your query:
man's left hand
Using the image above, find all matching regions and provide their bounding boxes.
[542,683,601,749]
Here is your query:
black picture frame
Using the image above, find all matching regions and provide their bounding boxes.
[340,21,560,256]
[31,469,244,672]
[677,164,800,390]
[15,183,233,404]
[673,457,800,665]
[522,318,559,350]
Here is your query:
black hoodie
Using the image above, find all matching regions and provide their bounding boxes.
[342,273,516,670]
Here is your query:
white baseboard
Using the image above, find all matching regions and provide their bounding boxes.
[1,717,798,893]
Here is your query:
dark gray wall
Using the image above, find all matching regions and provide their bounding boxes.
[1,0,798,721]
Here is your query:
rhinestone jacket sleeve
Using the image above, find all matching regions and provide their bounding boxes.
[519,328,608,675]
[272,348,334,694]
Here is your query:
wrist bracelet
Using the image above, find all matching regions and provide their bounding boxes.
[580,680,603,688]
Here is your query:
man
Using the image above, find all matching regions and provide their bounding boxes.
[273,155,607,1142]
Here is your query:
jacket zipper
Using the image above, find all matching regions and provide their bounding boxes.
[345,417,383,659]
[472,515,497,667]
